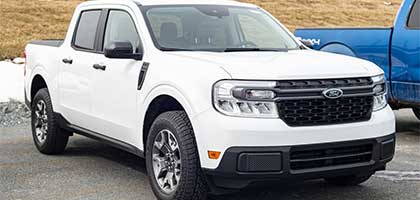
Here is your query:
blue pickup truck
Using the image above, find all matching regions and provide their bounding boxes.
[295,0,420,120]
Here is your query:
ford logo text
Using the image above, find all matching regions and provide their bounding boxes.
[323,88,344,99]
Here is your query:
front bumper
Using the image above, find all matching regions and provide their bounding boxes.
[203,133,395,192]
[193,106,395,169]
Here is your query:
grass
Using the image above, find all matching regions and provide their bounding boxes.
[0,0,84,60]
[0,0,401,60]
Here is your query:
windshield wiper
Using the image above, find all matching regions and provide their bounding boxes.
[160,47,289,52]
[160,47,194,51]
[223,48,288,52]
[160,47,224,52]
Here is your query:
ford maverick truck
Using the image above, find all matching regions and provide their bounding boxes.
[24,0,395,199]
[295,0,420,119]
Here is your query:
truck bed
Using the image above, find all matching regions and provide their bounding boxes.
[29,39,64,47]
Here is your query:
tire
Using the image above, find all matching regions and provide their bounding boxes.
[31,88,69,155]
[413,108,420,120]
[324,174,373,186]
[146,111,207,200]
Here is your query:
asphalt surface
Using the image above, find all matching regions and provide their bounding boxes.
[0,109,419,200]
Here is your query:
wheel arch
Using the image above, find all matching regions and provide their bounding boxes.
[141,85,200,151]
[319,42,357,57]
[142,95,185,147]
[30,74,49,103]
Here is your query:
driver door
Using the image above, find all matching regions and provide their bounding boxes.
[89,9,144,143]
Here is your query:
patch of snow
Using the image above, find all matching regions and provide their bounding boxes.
[0,61,25,102]
[374,170,420,181]
[383,1,392,6]
[12,57,25,65]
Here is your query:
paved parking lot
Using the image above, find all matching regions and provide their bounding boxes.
[0,109,419,200]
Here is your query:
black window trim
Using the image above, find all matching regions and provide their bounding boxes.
[98,8,144,55]
[406,0,420,30]
[71,9,105,53]
[96,8,109,53]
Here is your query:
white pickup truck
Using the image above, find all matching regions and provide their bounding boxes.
[24,0,396,199]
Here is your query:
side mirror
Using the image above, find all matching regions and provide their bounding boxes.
[300,39,314,49]
[104,41,143,60]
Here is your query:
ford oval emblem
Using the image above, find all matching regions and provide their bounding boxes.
[322,88,343,99]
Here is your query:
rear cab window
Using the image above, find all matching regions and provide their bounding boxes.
[72,10,102,50]
[408,0,420,28]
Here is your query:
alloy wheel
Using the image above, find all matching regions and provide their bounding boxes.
[152,129,182,194]
[34,100,48,144]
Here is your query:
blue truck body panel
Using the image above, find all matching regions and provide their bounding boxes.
[295,28,392,78]
[390,0,420,104]
[295,0,420,108]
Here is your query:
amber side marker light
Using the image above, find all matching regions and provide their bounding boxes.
[208,151,221,160]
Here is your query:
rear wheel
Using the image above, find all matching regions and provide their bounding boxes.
[31,88,70,154]
[413,108,420,120]
[146,111,207,200]
[324,174,373,186]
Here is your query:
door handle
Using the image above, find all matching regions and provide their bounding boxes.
[62,58,73,64]
[93,64,106,71]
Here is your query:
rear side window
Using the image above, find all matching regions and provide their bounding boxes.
[73,10,102,50]
[103,10,141,53]
[408,0,420,28]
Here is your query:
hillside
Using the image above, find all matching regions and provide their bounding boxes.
[0,0,401,59]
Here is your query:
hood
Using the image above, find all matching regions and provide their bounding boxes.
[166,50,383,80]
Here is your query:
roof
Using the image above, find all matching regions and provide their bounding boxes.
[136,0,253,6]
[87,0,256,7]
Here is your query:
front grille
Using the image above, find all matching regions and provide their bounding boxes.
[274,77,375,126]
[290,143,373,171]
[276,77,373,90]
[277,96,373,126]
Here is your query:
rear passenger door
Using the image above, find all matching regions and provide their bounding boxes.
[89,9,144,143]
[59,9,105,129]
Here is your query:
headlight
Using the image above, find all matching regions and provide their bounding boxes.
[371,74,387,111]
[373,94,387,111]
[371,74,385,83]
[213,80,279,118]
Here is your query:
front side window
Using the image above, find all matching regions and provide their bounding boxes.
[408,0,419,28]
[73,10,101,50]
[142,5,299,51]
[103,10,141,53]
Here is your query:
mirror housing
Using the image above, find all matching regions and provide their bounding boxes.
[299,39,314,49]
[104,41,143,60]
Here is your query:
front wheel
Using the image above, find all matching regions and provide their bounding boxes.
[413,108,420,120]
[146,111,207,200]
[324,174,373,186]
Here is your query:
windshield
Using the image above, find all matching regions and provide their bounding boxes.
[141,5,300,52]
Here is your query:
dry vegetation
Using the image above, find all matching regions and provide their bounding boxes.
[0,0,84,60]
[0,0,401,59]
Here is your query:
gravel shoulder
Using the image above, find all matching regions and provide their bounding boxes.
[0,100,30,127]
[0,108,419,200]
